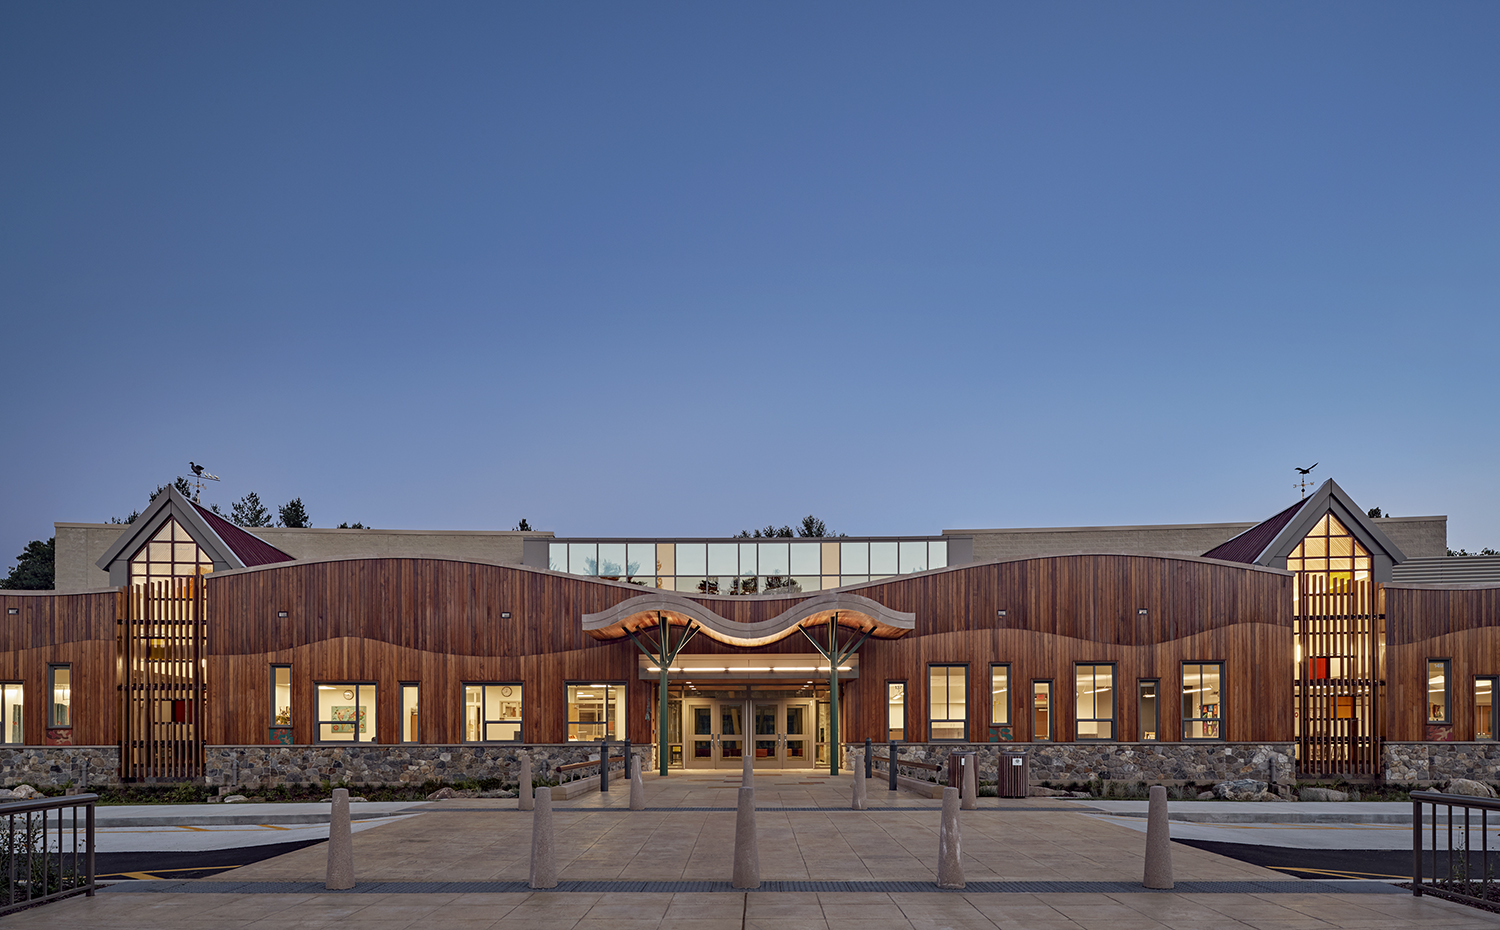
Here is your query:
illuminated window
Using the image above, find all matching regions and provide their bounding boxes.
[1476,677,1496,740]
[129,517,214,587]
[1,683,22,744]
[928,665,967,740]
[48,666,71,729]
[464,683,522,741]
[270,665,292,737]
[991,664,1010,727]
[887,682,906,741]
[1032,681,1052,741]
[1286,513,1371,595]
[401,683,420,743]
[1182,663,1223,739]
[1428,660,1450,724]
[1075,664,1115,740]
[1138,680,1160,741]
[567,683,625,741]
[316,683,376,743]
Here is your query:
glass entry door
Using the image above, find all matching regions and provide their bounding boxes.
[684,698,818,769]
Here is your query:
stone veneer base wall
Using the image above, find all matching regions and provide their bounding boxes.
[0,747,121,789]
[206,744,651,789]
[847,742,1298,787]
[1384,742,1500,785]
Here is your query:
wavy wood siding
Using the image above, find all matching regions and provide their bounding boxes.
[1386,585,1500,741]
[0,591,118,746]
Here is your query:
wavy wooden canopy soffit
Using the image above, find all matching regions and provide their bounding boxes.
[581,591,915,647]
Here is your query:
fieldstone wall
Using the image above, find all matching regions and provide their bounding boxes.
[1385,742,1500,785]
[0,747,121,789]
[206,743,650,789]
[853,741,1296,787]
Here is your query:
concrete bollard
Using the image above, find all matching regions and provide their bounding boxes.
[1143,784,1173,889]
[629,755,645,811]
[961,754,977,811]
[936,785,964,889]
[742,744,754,783]
[325,787,355,890]
[852,750,868,810]
[529,786,557,889]
[732,785,760,888]
[518,752,534,811]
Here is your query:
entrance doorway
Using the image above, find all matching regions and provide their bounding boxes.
[681,692,823,769]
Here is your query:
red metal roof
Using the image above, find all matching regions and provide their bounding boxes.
[192,503,295,567]
[1202,498,1311,564]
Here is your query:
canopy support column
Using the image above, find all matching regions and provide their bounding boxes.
[798,612,870,775]
[627,614,700,777]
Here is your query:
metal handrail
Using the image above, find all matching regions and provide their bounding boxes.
[1,793,96,916]
[1411,790,1500,905]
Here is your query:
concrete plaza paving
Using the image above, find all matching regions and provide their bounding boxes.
[10,772,1500,929]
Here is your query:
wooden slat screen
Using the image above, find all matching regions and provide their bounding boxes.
[117,579,206,780]
[1295,575,1384,777]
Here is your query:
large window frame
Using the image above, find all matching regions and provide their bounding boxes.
[1181,662,1224,741]
[990,664,1011,739]
[927,664,968,741]
[1074,664,1116,740]
[128,516,215,587]
[1138,679,1160,741]
[886,681,906,741]
[47,665,70,731]
[1427,659,1451,725]
[1,682,22,745]
[464,683,523,742]
[567,682,626,742]
[269,665,292,743]
[315,682,377,744]
[1476,676,1496,741]
[401,682,420,743]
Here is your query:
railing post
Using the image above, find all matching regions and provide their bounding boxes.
[864,738,872,778]
[888,739,897,791]
[600,737,610,792]
[1412,796,1424,895]
[85,799,95,897]
[624,739,632,787]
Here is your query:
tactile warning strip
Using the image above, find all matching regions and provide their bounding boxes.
[103,879,1405,895]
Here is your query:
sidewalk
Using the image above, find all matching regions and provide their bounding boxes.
[9,772,1496,929]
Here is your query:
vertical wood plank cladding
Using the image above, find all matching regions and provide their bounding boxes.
[0,591,118,746]
[1386,586,1500,742]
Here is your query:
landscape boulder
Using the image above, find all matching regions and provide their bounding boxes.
[1212,780,1271,801]
[1299,787,1349,802]
[1446,779,1497,798]
[426,787,460,800]
[223,795,249,804]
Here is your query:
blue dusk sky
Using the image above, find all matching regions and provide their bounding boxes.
[2,2,1497,570]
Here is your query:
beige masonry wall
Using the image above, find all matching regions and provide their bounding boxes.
[52,523,550,592]
[948,514,1448,563]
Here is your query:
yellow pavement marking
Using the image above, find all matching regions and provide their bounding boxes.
[259,824,291,830]
[1268,865,1410,880]
[101,865,244,880]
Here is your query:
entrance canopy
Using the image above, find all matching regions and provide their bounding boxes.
[581,590,914,647]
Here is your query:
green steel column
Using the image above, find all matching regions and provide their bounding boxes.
[829,614,839,775]
[658,613,670,777]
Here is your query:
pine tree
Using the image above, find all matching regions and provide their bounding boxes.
[278,498,311,528]
[230,492,275,527]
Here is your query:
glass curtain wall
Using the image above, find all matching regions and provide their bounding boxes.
[548,539,949,594]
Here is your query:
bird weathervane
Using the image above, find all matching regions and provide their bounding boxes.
[1294,462,1317,500]
[189,461,220,503]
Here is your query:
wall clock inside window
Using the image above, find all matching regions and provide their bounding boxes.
[343,689,354,701]
[501,686,513,697]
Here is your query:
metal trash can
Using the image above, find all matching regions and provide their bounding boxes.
[999,751,1029,798]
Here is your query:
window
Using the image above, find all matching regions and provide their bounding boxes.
[567,683,625,741]
[128,517,214,586]
[464,684,522,741]
[1075,664,1115,739]
[990,664,1010,727]
[270,665,292,729]
[1138,680,1160,741]
[1428,660,1450,724]
[316,683,376,743]
[1,683,21,744]
[928,665,967,740]
[1182,663,1223,739]
[48,666,70,729]
[1286,513,1372,595]
[1476,678,1496,741]
[1032,681,1052,741]
[401,683,420,743]
[887,682,906,741]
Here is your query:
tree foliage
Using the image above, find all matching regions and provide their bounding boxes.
[735,515,845,538]
[278,498,311,528]
[336,522,367,529]
[1367,507,1383,518]
[230,492,275,527]
[1449,548,1500,557]
[1,538,55,590]
[112,477,195,524]
[514,518,532,531]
